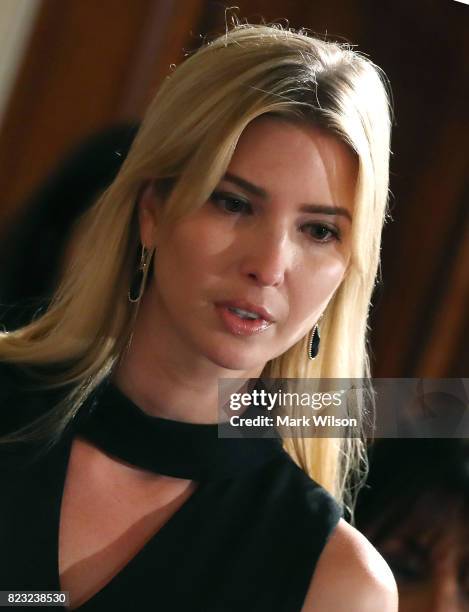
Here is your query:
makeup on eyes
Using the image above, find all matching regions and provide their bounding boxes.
[221,172,353,222]
[210,189,342,244]
[210,191,250,213]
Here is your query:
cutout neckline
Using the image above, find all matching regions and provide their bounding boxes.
[73,379,284,481]
[53,379,284,608]
[55,434,204,609]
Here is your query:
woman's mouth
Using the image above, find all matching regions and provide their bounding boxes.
[228,306,260,320]
[215,304,274,336]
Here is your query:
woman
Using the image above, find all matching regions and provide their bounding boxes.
[0,23,397,610]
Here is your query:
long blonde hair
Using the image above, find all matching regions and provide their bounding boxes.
[0,23,392,511]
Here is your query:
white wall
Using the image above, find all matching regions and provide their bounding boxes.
[0,0,41,127]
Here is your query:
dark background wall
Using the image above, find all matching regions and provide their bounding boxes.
[0,0,467,377]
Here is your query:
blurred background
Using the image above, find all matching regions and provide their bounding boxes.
[0,0,467,377]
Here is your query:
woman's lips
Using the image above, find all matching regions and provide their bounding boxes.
[215,305,273,336]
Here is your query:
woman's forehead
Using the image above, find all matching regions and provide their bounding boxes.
[226,117,357,212]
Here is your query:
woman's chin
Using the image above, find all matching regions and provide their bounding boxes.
[204,344,267,375]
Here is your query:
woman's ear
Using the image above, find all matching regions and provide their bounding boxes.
[137,181,161,248]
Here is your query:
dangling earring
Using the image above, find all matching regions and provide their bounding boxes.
[128,245,152,303]
[308,324,320,360]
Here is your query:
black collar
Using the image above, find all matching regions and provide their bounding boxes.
[74,379,284,481]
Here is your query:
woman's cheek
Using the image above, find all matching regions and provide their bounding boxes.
[298,255,347,302]
[178,215,233,260]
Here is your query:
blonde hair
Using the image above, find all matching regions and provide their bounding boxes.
[0,23,392,512]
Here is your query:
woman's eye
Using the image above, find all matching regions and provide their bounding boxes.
[303,223,340,243]
[210,192,251,214]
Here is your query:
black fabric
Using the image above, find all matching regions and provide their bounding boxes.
[75,378,285,481]
[0,362,342,611]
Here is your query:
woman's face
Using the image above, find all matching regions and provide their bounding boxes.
[139,116,356,373]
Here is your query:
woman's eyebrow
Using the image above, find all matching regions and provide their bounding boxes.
[223,172,267,198]
[300,203,352,222]
[223,172,352,222]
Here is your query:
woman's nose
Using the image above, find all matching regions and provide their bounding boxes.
[239,227,292,288]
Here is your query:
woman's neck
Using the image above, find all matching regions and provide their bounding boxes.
[113,297,262,424]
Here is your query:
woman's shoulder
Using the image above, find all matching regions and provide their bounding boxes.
[268,455,397,610]
[301,518,398,611]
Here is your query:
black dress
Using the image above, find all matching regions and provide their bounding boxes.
[0,363,342,611]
